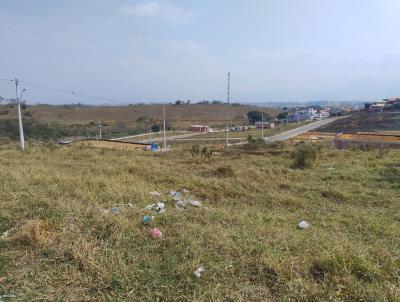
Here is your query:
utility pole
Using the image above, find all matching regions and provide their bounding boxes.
[163,105,167,149]
[14,78,25,151]
[227,72,230,104]
[226,112,229,146]
[261,113,264,139]
[98,122,102,140]
[148,124,152,144]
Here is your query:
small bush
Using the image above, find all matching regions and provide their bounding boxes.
[190,144,200,159]
[212,165,235,177]
[190,144,213,160]
[201,146,213,159]
[292,143,322,169]
[242,135,268,151]
[377,149,389,159]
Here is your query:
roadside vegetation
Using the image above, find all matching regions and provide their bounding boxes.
[0,141,399,301]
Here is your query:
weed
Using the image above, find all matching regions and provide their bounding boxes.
[212,165,235,177]
[292,143,322,169]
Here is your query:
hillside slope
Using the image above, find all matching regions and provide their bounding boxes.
[0,143,399,301]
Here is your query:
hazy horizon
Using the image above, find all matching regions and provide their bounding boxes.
[1,0,400,104]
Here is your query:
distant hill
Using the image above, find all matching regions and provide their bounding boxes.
[1,103,280,127]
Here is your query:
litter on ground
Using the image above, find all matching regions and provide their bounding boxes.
[327,167,335,171]
[145,202,166,213]
[1,230,10,238]
[150,228,162,239]
[111,207,120,214]
[175,199,202,210]
[101,203,134,215]
[194,267,205,278]
[142,215,153,225]
[150,191,161,197]
[298,220,310,229]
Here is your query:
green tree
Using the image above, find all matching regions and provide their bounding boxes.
[277,111,289,120]
[247,111,270,124]
[151,124,161,132]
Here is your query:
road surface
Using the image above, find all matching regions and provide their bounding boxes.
[264,117,343,142]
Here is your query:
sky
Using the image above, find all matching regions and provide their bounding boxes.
[1,0,400,104]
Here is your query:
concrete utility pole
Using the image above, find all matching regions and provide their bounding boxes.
[163,105,167,149]
[226,112,229,146]
[14,78,25,151]
[227,72,230,104]
[98,122,102,140]
[261,113,264,139]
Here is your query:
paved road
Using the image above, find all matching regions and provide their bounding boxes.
[264,117,343,142]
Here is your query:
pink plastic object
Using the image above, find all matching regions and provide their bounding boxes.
[150,228,162,239]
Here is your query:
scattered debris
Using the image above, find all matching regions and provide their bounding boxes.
[170,191,184,201]
[327,167,335,171]
[145,202,166,213]
[1,230,10,238]
[150,228,162,239]
[111,207,120,214]
[0,294,16,301]
[194,267,205,278]
[142,215,153,225]
[175,199,202,210]
[182,189,189,194]
[150,191,161,197]
[298,220,310,229]
[100,203,134,215]
[189,200,201,207]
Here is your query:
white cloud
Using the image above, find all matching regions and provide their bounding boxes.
[121,1,191,25]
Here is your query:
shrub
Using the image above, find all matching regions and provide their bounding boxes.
[151,124,161,133]
[292,143,322,169]
[190,144,200,159]
[242,135,268,151]
[201,146,213,159]
[190,145,213,160]
[212,165,235,177]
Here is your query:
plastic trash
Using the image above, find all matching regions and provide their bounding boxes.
[175,199,202,210]
[150,228,162,239]
[1,230,10,238]
[111,207,120,214]
[182,189,189,194]
[298,220,310,229]
[188,200,201,207]
[156,202,165,211]
[142,215,152,225]
[327,167,335,171]
[150,191,161,197]
[194,267,205,278]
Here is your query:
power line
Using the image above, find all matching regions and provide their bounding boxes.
[18,80,118,102]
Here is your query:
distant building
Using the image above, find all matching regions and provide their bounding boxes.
[369,100,387,111]
[287,108,316,122]
[255,122,275,129]
[189,125,209,133]
[387,97,400,105]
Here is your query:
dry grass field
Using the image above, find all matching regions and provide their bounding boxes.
[2,104,279,128]
[0,140,399,301]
